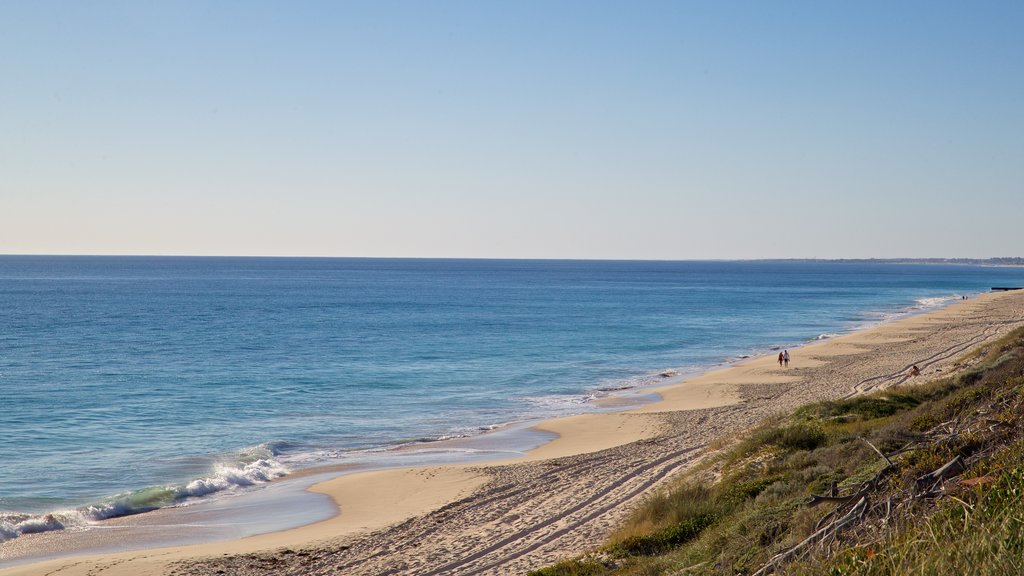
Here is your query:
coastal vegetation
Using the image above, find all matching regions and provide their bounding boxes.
[530,327,1024,575]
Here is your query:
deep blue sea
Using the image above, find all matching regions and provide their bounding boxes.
[3,257,1024,540]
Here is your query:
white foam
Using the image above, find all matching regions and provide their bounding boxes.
[16,514,69,535]
[521,393,598,410]
[0,451,290,543]
[0,510,88,542]
[0,523,18,540]
[850,294,964,332]
[914,295,962,309]
[179,459,288,498]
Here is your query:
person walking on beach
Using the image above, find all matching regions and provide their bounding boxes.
[783,350,790,367]
[778,352,784,367]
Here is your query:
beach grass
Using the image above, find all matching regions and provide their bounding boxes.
[530,326,1024,575]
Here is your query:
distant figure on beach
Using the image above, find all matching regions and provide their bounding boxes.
[778,352,784,367]
[909,365,921,377]
[783,350,790,367]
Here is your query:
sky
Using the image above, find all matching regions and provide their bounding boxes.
[1,1,1022,259]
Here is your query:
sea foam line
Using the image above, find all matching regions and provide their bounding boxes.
[0,448,288,543]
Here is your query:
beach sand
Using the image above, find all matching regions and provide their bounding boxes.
[5,290,1024,576]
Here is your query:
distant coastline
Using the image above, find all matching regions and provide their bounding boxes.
[0,254,1022,264]
[758,257,1024,266]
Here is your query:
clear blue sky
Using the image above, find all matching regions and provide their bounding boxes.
[2,1,1021,259]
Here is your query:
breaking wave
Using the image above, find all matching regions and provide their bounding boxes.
[0,445,288,543]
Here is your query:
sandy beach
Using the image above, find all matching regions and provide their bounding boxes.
[5,290,1024,576]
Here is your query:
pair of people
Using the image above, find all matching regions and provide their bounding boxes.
[777,350,790,367]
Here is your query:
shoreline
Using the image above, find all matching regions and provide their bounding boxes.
[4,291,1023,574]
[0,290,962,553]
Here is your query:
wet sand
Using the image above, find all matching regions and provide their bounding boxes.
[5,290,1024,576]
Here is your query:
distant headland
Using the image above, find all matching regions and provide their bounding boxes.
[770,257,1024,266]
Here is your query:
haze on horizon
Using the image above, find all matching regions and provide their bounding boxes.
[2,2,1021,260]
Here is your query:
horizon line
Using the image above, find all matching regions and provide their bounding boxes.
[1,254,1021,263]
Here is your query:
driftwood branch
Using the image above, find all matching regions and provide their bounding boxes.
[919,455,965,484]
[782,438,903,573]
[752,497,868,576]
[808,441,893,507]
[807,494,857,507]
[915,455,965,496]
[755,377,1013,574]
[860,436,894,467]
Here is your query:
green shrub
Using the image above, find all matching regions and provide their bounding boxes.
[809,395,921,421]
[610,513,717,557]
[528,558,609,576]
[721,475,785,505]
[762,423,828,451]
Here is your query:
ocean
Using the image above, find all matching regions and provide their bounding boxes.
[3,257,1024,542]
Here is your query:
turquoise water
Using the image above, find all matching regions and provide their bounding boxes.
[2,257,1023,540]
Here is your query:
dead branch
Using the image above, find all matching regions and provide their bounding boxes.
[807,494,857,507]
[914,455,965,496]
[860,436,894,467]
[752,497,867,576]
